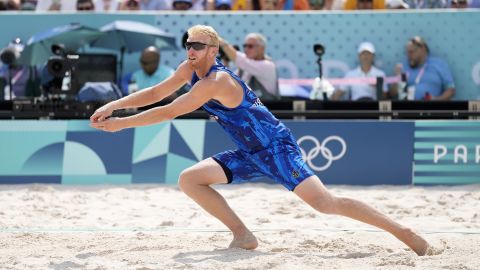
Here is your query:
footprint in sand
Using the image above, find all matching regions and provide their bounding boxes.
[256,217,270,224]
[274,206,290,215]
[270,247,289,252]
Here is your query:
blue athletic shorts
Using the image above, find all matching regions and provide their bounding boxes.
[211,140,315,191]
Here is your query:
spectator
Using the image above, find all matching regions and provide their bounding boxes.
[219,33,279,101]
[330,42,387,101]
[95,0,120,11]
[386,0,409,8]
[172,0,193,9]
[344,0,385,9]
[470,0,479,7]
[449,0,468,7]
[232,0,252,9]
[118,0,139,9]
[392,36,455,101]
[273,0,311,9]
[76,0,95,10]
[0,0,20,10]
[206,0,232,9]
[35,0,76,11]
[20,0,38,10]
[130,46,174,94]
[138,0,171,10]
[403,0,446,8]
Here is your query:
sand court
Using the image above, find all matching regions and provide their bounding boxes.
[0,183,479,269]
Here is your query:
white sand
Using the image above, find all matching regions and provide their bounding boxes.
[0,183,479,270]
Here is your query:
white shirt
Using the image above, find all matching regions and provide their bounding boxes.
[340,66,387,101]
[234,52,277,96]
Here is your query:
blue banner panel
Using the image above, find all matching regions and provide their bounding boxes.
[0,176,61,184]
[414,121,480,185]
[203,120,415,186]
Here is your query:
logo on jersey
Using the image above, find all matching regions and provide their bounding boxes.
[297,135,347,171]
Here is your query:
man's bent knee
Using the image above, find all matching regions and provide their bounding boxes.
[178,169,195,192]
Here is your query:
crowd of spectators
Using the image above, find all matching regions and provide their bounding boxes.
[0,0,472,102]
[0,0,478,11]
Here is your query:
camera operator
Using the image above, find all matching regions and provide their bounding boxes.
[0,38,41,100]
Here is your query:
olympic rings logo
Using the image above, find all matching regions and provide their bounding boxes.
[297,135,347,171]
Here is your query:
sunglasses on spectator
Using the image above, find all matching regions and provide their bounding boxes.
[185,42,214,51]
[243,44,257,49]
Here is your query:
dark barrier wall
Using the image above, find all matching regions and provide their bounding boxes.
[1,119,478,186]
[0,11,479,100]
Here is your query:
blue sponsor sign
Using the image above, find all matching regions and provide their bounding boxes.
[203,120,415,185]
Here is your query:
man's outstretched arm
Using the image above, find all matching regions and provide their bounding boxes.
[90,61,191,123]
[90,79,218,132]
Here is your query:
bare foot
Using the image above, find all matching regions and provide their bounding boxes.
[400,228,430,256]
[228,231,258,250]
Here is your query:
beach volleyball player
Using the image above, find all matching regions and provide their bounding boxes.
[90,25,430,255]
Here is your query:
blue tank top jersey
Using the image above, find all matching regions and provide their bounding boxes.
[190,60,291,153]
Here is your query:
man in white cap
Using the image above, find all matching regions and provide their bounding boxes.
[331,42,387,101]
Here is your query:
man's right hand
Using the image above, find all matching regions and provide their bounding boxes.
[90,103,115,123]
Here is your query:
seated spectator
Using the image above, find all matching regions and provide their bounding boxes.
[118,0,139,10]
[232,0,252,9]
[470,0,480,7]
[35,0,76,11]
[95,0,120,11]
[392,36,455,101]
[344,0,385,9]
[331,42,387,101]
[219,33,279,101]
[139,0,171,10]
[76,0,95,10]
[0,0,20,10]
[206,0,231,9]
[172,0,193,9]
[129,46,174,95]
[20,0,38,10]
[403,0,446,8]
[386,0,409,8]
[449,0,468,7]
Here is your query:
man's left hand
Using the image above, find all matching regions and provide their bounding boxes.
[90,117,125,132]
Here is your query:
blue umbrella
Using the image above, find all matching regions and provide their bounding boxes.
[90,20,178,80]
[18,23,104,66]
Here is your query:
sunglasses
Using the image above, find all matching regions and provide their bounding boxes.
[243,44,257,49]
[185,42,214,51]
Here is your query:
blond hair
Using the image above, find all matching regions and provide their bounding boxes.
[187,25,220,48]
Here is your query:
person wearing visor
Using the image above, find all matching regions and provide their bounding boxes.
[331,42,387,101]
[90,25,431,256]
